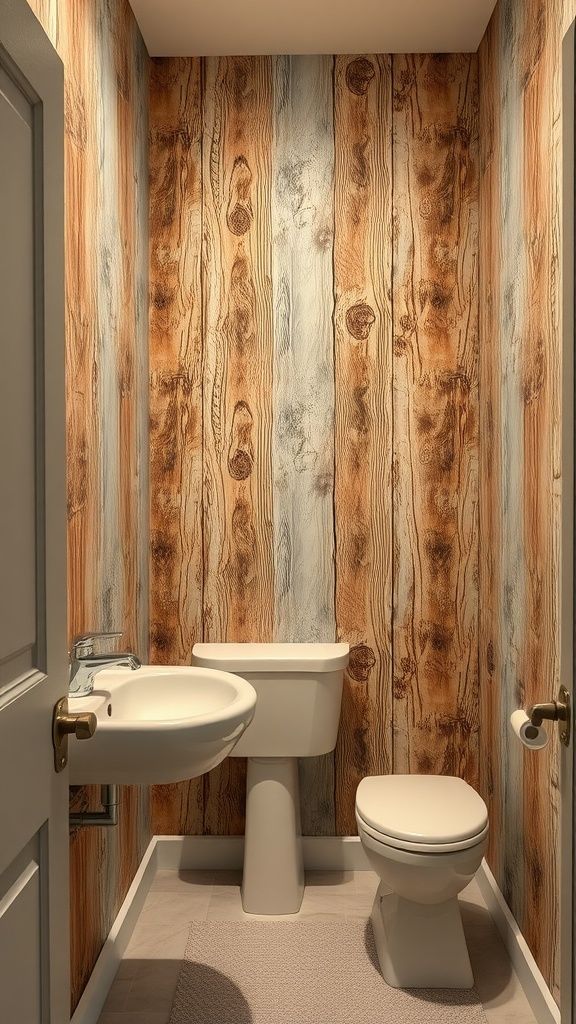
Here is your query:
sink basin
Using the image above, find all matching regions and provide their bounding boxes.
[66,665,257,784]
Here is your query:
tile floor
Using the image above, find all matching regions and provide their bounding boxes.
[96,870,539,1024]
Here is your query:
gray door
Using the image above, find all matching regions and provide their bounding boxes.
[0,1,69,1021]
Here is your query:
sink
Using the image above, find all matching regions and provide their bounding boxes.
[66,665,257,784]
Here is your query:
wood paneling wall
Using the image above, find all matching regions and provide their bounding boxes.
[25,0,570,1007]
[149,54,480,839]
[478,0,576,1001]
[333,54,393,831]
[26,0,151,1011]
[393,55,479,781]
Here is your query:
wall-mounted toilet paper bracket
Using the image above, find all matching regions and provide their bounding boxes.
[528,685,571,747]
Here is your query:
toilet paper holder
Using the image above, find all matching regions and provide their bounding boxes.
[527,685,571,747]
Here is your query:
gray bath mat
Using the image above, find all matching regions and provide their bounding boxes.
[169,920,489,1023]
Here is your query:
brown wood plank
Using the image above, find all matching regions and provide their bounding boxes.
[333,54,393,834]
[110,0,141,655]
[477,0,564,1000]
[148,57,205,836]
[149,57,204,668]
[392,54,480,781]
[63,4,104,1003]
[477,10,504,890]
[202,56,274,834]
[520,0,561,990]
[59,2,153,1009]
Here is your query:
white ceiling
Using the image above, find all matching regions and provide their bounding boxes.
[128,0,498,57]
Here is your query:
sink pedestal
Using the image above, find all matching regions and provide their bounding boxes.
[241,756,304,915]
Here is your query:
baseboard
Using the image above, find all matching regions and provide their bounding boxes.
[155,833,371,871]
[70,838,159,1024]
[71,837,558,1024]
[476,860,560,1024]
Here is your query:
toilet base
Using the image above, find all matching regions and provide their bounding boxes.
[371,883,474,988]
[241,756,304,915]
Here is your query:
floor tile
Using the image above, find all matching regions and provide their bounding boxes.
[150,869,215,892]
[96,868,541,1024]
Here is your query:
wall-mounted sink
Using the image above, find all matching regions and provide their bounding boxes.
[66,665,257,785]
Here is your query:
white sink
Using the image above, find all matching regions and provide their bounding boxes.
[66,665,257,784]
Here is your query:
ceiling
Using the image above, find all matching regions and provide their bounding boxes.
[127,0,498,57]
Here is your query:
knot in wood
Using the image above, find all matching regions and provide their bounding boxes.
[346,303,375,340]
[419,194,434,218]
[345,58,375,95]
[228,449,253,480]
[227,204,252,236]
[348,644,376,682]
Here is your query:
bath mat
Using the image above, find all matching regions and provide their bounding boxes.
[168,920,489,1023]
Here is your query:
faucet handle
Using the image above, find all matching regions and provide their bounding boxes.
[70,632,123,659]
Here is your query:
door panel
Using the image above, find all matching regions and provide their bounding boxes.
[0,2,68,1022]
[0,833,45,1024]
[0,60,37,690]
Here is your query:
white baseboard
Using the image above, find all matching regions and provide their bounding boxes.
[155,833,371,871]
[70,839,159,1024]
[476,860,560,1024]
[71,836,557,1024]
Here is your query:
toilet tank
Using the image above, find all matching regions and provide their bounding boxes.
[192,642,349,757]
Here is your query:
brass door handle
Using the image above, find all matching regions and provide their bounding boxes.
[53,696,97,773]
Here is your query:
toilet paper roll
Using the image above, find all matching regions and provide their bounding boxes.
[510,709,548,749]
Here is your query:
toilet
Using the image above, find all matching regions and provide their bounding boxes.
[356,774,489,989]
[192,642,349,915]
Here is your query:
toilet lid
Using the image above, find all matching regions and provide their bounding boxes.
[192,642,349,672]
[355,775,488,846]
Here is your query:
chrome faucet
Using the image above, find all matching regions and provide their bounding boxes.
[69,632,141,697]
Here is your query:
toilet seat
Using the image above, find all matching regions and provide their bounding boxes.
[355,775,489,855]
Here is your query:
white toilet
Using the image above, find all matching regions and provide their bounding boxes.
[356,774,489,988]
[192,642,349,915]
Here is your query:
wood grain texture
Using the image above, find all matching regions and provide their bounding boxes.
[148,57,205,835]
[149,54,481,844]
[60,4,106,1004]
[478,0,566,1000]
[272,55,335,644]
[520,0,560,985]
[149,57,203,665]
[202,56,274,834]
[202,56,274,646]
[478,10,504,890]
[26,2,570,1004]
[28,0,152,1010]
[26,0,59,45]
[271,55,337,834]
[392,55,480,780]
[333,55,393,834]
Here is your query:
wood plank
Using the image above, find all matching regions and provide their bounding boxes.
[271,55,336,643]
[202,56,274,834]
[392,54,480,781]
[519,0,561,991]
[271,55,336,834]
[63,2,104,1002]
[99,0,144,654]
[148,56,205,836]
[333,55,393,834]
[477,9,505,891]
[149,57,203,665]
[478,0,563,999]
[497,5,531,932]
[63,3,152,1008]
[62,0,101,648]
